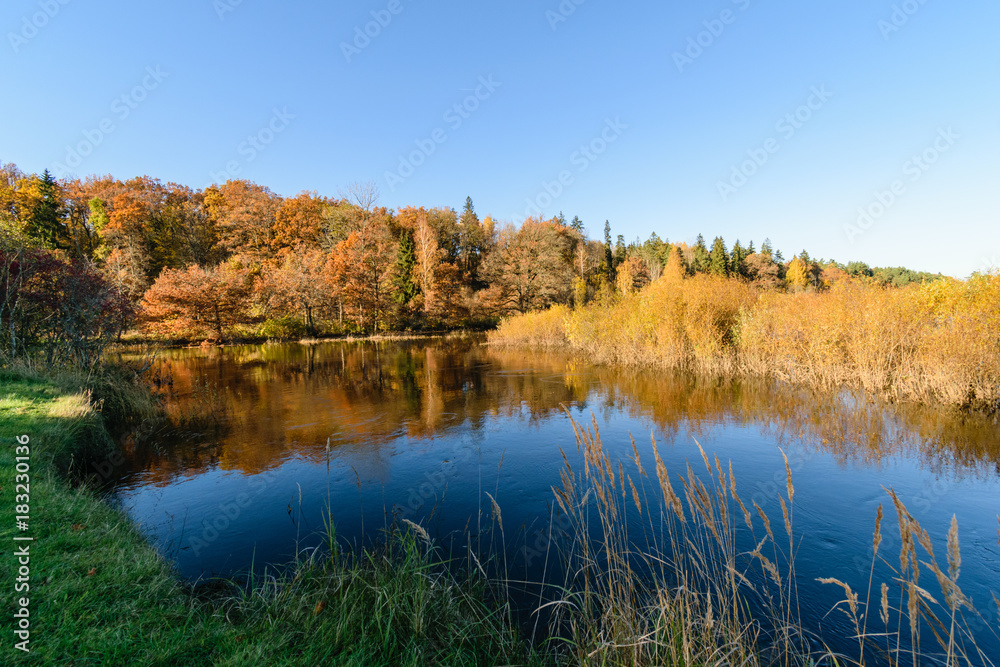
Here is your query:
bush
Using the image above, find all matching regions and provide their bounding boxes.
[257,316,309,340]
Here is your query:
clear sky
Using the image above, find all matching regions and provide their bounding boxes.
[2,0,997,277]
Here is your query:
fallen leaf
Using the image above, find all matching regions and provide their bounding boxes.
[313,600,326,614]
[72,524,85,532]
[87,568,97,577]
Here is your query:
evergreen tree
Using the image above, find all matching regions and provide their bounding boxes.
[393,230,418,306]
[603,220,615,282]
[692,234,710,273]
[730,239,747,278]
[846,261,873,278]
[708,236,729,277]
[556,211,567,226]
[29,169,67,249]
[761,238,773,258]
[458,196,484,285]
[460,196,477,225]
[615,234,626,267]
[570,215,584,233]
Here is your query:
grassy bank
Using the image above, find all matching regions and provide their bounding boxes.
[0,367,534,666]
[489,272,1000,412]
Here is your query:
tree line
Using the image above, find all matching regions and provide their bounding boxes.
[0,161,945,344]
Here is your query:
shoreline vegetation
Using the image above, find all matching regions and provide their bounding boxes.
[0,364,536,666]
[489,263,1000,415]
[0,365,1000,666]
[2,364,998,665]
[112,327,483,350]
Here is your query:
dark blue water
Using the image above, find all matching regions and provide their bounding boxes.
[112,338,1000,661]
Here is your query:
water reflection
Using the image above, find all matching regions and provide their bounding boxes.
[120,337,1000,486]
[111,337,1000,661]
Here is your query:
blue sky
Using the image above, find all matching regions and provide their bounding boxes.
[2,0,998,277]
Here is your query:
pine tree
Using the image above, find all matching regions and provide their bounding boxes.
[570,215,584,233]
[460,196,477,224]
[603,220,615,283]
[730,239,747,278]
[394,230,418,306]
[30,169,67,249]
[692,234,710,273]
[708,236,729,277]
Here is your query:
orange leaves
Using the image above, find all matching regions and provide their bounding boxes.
[272,192,332,251]
[206,180,281,258]
[141,262,252,340]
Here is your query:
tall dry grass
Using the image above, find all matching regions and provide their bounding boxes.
[538,412,999,666]
[490,273,1000,412]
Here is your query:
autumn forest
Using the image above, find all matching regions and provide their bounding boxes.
[1,162,946,349]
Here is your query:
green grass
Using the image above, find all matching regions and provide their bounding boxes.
[0,368,537,666]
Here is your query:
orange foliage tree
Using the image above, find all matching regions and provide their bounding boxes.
[257,246,330,334]
[325,220,398,332]
[141,262,252,340]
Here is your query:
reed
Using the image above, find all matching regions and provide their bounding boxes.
[532,412,999,666]
[490,273,1000,412]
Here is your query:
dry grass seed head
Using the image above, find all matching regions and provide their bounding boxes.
[873,504,884,555]
[947,514,961,581]
[485,492,503,531]
[628,475,642,515]
[754,501,774,541]
[779,496,792,539]
[402,519,432,547]
[780,448,795,505]
[817,578,859,618]
[880,583,890,625]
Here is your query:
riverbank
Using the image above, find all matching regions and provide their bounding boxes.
[2,363,993,665]
[489,272,1000,414]
[0,366,534,665]
[114,328,489,350]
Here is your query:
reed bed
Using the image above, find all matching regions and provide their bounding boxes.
[489,273,1000,412]
[532,411,999,666]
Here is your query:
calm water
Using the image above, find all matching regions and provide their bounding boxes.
[111,337,1000,658]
